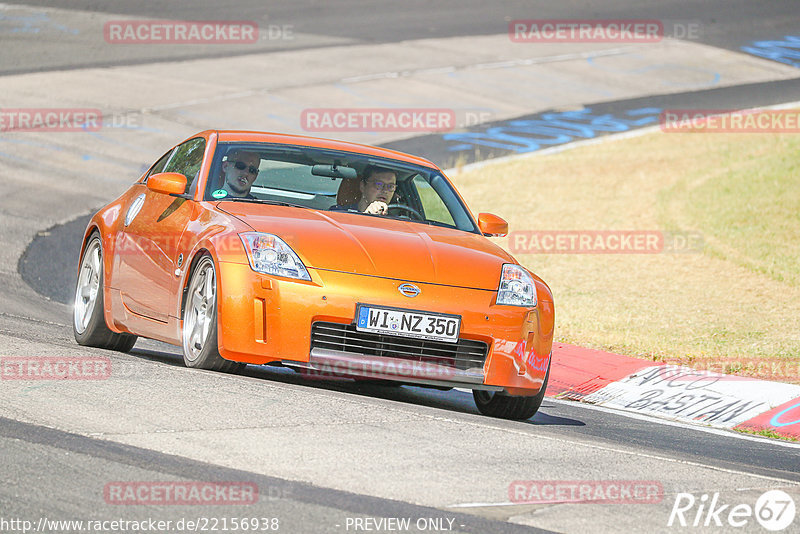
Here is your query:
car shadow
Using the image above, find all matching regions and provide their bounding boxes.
[128,346,186,367]
[127,345,584,427]
[528,408,585,426]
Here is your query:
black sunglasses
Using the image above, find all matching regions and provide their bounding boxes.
[230,160,259,174]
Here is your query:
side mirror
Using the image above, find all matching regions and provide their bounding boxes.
[147,172,188,196]
[478,213,508,237]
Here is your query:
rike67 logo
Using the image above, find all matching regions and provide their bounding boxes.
[668,490,796,531]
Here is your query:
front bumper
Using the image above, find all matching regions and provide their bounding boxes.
[215,261,554,395]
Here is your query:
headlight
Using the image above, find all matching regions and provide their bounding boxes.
[239,232,311,281]
[496,264,537,307]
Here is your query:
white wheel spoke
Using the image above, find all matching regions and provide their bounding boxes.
[182,259,217,365]
[190,333,199,351]
[204,269,214,299]
[91,248,101,277]
[200,314,210,343]
[191,322,203,349]
[74,241,103,335]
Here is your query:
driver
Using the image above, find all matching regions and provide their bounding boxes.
[220,150,261,198]
[356,166,397,214]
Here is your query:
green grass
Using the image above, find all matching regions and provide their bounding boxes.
[449,118,800,382]
[658,134,800,287]
[735,426,798,442]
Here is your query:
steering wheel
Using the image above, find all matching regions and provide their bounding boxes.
[387,203,424,221]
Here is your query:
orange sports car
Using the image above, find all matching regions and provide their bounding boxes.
[73,130,554,420]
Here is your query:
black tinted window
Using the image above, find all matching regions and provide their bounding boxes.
[163,137,206,192]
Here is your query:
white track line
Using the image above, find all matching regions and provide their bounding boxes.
[547,397,800,449]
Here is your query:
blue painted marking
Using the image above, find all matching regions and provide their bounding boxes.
[0,150,39,163]
[0,138,71,166]
[769,400,800,427]
[0,12,79,35]
[741,35,800,69]
[443,106,662,153]
[0,121,152,173]
[0,137,64,151]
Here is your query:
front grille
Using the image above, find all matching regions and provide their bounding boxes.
[310,321,489,372]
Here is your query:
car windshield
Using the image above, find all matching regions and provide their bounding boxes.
[205,142,480,233]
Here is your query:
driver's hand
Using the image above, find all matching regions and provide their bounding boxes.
[364,201,388,215]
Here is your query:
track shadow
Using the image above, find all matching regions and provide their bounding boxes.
[126,341,585,426]
[19,213,92,304]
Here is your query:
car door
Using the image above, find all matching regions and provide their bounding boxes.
[116,137,206,323]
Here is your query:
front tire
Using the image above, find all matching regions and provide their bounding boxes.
[181,255,245,374]
[473,361,550,420]
[73,233,137,352]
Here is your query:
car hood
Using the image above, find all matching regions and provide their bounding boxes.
[217,203,514,290]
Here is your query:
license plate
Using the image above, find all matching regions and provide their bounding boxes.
[355,304,461,343]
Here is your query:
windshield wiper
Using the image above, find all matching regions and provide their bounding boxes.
[419,219,456,229]
[224,198,312,209]
[382,214,457,229]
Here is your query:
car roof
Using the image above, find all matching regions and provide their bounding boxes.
[204,130,439,170]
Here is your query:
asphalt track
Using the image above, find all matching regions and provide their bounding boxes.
[3,1,800,533]
[3,0,800,74]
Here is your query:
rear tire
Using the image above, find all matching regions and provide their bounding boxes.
[473,361,550,420]
[73,233,137,352]
[181,255,245,374]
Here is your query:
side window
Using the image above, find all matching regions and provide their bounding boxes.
[163,137,206,192]
[144,149,174,182]
[412,175,455,226]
